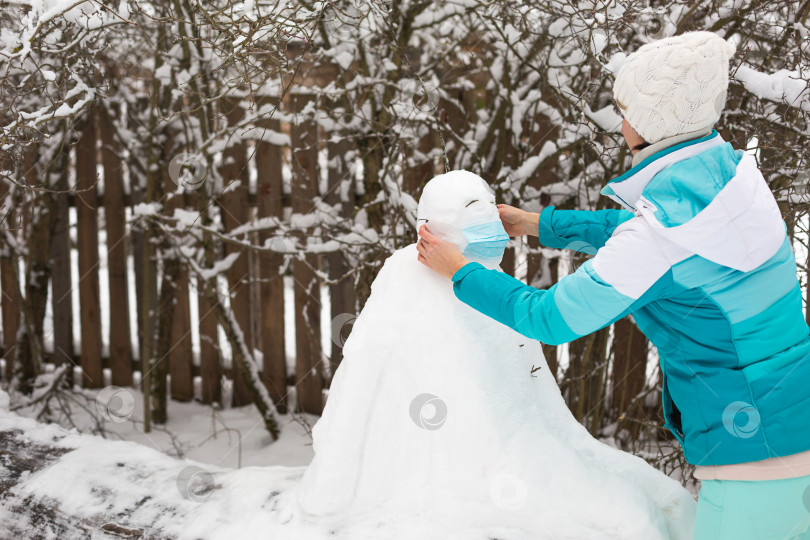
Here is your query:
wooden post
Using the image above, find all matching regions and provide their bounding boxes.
[75,106,104,388]
[219,96,253,406]
[99,104,133,387]
[290,92,324,414]
[255,105,288,412]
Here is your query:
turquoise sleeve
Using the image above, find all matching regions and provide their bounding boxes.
[451,260,671,345]
[451,262,578,344]
[537,206,634,251]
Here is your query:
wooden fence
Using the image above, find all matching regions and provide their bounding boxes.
[0,96,650,424]
[0,97,396,416]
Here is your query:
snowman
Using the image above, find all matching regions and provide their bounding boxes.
[292,170,696,540]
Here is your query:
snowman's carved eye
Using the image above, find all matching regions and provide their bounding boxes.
[465,199,479,208]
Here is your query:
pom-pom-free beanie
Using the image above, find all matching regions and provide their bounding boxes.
[613,31,736,144]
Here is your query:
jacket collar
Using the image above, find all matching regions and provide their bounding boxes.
[630,127,714,168]
[601,131,725,211]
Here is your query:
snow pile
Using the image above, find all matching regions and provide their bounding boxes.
[0,410,312,539]
[292,172,696,539]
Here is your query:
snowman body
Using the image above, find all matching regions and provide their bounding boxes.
[293,171,695,539]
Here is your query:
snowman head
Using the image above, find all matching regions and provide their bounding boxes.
[416,170,510,269]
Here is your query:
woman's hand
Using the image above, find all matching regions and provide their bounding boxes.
[497,204,539,237]
[416,225,469,279]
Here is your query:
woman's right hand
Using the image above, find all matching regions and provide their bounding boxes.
[497,204,539,237]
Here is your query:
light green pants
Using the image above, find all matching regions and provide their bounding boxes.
[694,474,810,540]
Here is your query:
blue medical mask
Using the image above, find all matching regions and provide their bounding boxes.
[461,220,510,260]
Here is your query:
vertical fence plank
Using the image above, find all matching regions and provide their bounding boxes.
[169,269,194,401]
[255,107,288,413]
[219,97,253,406]
[325,134,356,379]
[50,155,74,370]
[0,157,19,380]
[500,247,515,276]
[290,93,324,414]
[525,236,543,287]
[17,143,50,391]
[130,97,149,371]
[100,104,133,387]
[611,317,648,438]
[198,287,221,404]
[0,254,20,381]
[565,326,610,432]
[159,143,194,403]
[130,186,145,368]
[75,106,104,387]
[196,156,221,409]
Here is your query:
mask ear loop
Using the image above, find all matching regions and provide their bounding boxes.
[632,141,651,152]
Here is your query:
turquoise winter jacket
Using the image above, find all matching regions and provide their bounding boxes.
[451,131,810,466]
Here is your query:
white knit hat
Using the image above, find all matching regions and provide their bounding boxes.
[613,31,736,144]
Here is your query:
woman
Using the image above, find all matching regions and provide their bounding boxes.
[416,31,810,540]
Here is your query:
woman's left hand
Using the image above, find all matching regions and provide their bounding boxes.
[417,224,469,279]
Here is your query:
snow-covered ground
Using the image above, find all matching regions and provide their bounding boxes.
[7,380,316,470]
[0,386,693,540]
[0,392,318,539]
